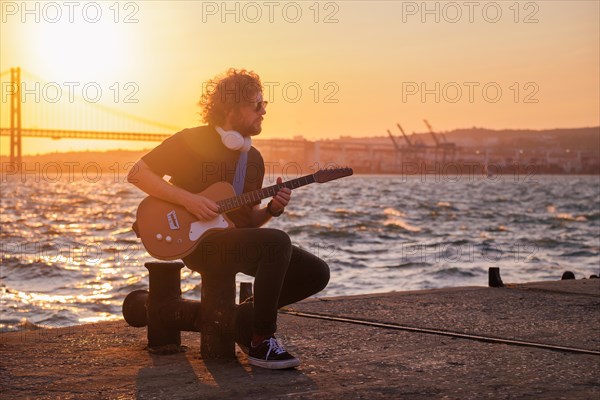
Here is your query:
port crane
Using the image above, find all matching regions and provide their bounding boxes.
[423,119,457,163]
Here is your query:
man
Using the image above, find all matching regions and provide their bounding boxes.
[127,68,330,369]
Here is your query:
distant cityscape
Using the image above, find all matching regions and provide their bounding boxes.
[1,127,599,177]
[254,126,600,175]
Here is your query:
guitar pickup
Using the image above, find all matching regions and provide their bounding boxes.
[167,210,180,230]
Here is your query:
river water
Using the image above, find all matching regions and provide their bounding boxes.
[1,173,599,331]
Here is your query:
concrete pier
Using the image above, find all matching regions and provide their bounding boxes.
[1,279,598,399]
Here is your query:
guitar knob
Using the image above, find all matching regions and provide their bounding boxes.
[156,234,163,241]
[165,236,172,243]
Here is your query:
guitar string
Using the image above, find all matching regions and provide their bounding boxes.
[215,168,352,213]
[217,174,317,213]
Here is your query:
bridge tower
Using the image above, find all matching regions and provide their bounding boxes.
[10,67,22,165]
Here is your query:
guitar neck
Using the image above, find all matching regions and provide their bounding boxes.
[217,173,316,213]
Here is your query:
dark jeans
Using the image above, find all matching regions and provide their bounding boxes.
[183,228,330,336]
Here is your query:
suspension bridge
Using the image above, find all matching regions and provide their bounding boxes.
[0,67,327,171]
[0,67,378,173]
[0,67,180,165]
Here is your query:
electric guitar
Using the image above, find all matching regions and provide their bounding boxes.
[134,167,353,260]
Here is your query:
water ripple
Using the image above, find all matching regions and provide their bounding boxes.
[1,174,599,331]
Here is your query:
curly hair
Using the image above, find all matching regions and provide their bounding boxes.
[199,68,263,126]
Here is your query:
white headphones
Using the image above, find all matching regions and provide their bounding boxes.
[215,126,252,153]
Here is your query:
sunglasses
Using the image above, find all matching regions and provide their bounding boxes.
[254,101,268,112]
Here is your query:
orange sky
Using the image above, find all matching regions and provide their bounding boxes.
[1,1,599,155]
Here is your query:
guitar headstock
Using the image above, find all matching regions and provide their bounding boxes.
[313,167,354,183]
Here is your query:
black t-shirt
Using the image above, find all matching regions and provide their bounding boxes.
[141,125,265,228]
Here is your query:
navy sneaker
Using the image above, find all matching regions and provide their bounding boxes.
[248,336,301,369]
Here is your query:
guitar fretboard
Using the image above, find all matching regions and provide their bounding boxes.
[217,174,316,213]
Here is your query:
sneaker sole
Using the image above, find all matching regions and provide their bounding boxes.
[248,356,301,370]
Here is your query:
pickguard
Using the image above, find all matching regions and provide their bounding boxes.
[189,216,230,241]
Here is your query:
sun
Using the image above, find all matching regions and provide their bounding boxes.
[25,16,131,83]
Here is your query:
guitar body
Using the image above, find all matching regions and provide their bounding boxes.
[136,181,237,260]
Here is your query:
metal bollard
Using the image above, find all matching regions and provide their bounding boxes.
[200,270,236,359]
[146,262,197,347]
[122,289,149,328]
[488,267,504,287]
[122,262,250,359]
[561,271,575,280]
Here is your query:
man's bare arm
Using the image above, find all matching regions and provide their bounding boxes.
[127,160,219,221]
